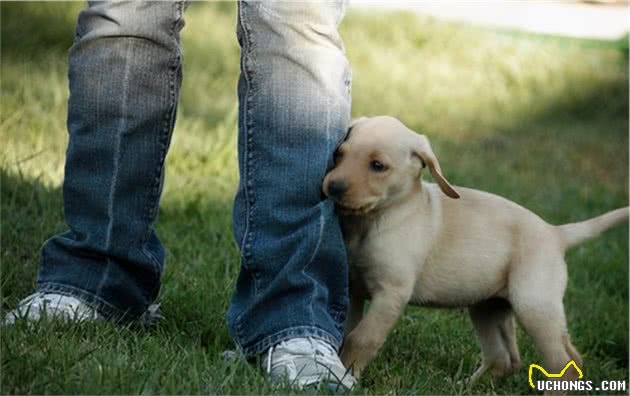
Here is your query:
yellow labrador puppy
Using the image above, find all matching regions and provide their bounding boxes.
[322,116,628,382]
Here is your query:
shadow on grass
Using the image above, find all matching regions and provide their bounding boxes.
[0,2,80,59]
[0,2,237,59]
[0,168,238,349]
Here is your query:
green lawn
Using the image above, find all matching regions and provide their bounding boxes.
[1,2,628,395]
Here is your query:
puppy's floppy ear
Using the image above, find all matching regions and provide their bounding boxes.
[411,133,460,199]
[341,117,367,141]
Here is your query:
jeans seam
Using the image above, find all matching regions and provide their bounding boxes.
[95,38,134,298]
[237,1,253,257]
[142,2,182,233]
[238,2,258,281]
[234,3,261,346]
[140,1,184,277]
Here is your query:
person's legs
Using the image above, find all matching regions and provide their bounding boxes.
[15,1,187,322]
[228,0,352,357]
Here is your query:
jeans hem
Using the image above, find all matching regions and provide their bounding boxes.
[36,282,131,321]
[239,325,342,356]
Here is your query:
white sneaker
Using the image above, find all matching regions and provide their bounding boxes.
[2,292,103,325]
[265,337,355,391]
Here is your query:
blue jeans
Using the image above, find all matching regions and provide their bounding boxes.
[37,1,351,355]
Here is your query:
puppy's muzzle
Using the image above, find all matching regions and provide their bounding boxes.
[326,179,347,200]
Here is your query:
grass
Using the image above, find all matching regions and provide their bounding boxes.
[1,2,628,395]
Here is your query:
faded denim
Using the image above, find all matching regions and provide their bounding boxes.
[227,1,352,355]
[36,0,351,354]
[38,1,187,320]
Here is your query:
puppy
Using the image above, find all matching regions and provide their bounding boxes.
[322,116,628,383]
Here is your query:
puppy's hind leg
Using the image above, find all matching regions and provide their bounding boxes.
[510,258,582,389]
[468,298,521,385]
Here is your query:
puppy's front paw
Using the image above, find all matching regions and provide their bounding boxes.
[340,331,380,378]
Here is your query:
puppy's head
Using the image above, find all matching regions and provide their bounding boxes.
[323,116,459,215]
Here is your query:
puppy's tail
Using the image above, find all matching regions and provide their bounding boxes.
[556,207,629,250]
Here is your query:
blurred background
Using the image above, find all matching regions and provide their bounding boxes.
[1,2,628,395]
[351,0,628,40]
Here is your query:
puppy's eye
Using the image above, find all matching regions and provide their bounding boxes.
[333,151,343,163]
[369,160,386,172]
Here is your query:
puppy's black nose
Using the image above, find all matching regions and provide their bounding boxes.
[327,179,347,198]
